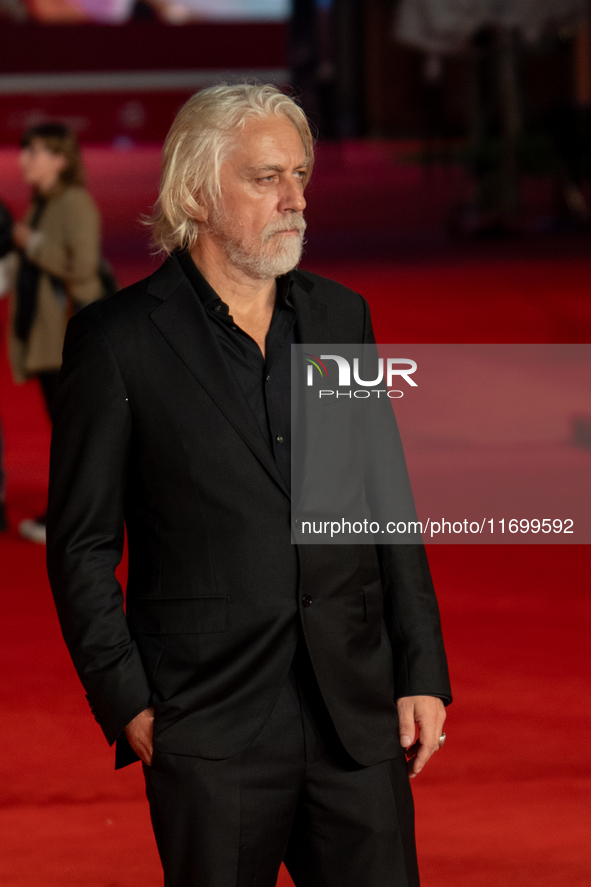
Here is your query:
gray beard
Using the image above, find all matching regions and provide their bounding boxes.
[222,233,305,280]
[210,212,306,281]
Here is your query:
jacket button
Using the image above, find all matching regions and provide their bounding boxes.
[302,595,313,608]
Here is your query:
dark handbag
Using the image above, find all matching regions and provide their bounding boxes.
[70,257,120,315]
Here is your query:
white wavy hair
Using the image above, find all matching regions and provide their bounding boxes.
[148,83,314,254]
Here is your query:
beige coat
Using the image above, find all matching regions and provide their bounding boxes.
[9,185,102,383]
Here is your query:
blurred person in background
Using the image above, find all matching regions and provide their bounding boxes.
[0,0,28,21]
[9,123,102,544]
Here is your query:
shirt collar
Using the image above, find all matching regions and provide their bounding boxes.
[175,248,295,312]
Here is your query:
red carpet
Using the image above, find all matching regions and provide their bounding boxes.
[1,145,591,886]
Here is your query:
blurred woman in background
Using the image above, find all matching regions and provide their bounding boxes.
[10,123,102,543]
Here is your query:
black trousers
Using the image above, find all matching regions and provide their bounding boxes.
[143,653,419,887]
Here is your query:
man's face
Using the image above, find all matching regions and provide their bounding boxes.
[206,115,308,281]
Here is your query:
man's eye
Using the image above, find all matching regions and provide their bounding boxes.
[257,176,275,183]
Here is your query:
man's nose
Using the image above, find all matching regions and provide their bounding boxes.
[279,178,306,214]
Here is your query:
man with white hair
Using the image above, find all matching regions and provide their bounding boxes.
[47,84,451,887]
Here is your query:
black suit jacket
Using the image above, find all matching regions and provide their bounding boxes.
[47,255,451,768]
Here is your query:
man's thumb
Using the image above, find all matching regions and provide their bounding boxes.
[398,708,415,748]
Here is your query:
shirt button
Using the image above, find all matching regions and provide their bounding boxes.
[266,375,271,382]
[231,325,237,330]
[302,595,313,608]
[276,435,284,443]
[214,305,222,312]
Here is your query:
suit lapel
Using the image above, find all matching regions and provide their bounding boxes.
[291,275,330,345]
[148,258,290,498]
[288,274,332,517]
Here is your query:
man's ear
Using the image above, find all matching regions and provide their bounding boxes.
[189,205,209,223]
[185,193,209,223]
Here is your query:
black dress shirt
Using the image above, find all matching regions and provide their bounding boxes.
[177,250,295,489]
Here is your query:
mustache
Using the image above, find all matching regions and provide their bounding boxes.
[262,215,306,241]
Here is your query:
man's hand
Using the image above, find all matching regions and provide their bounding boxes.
[124,706,154,766]
[397,695,446,779]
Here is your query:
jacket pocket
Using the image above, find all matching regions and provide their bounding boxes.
[128,596,229,635]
